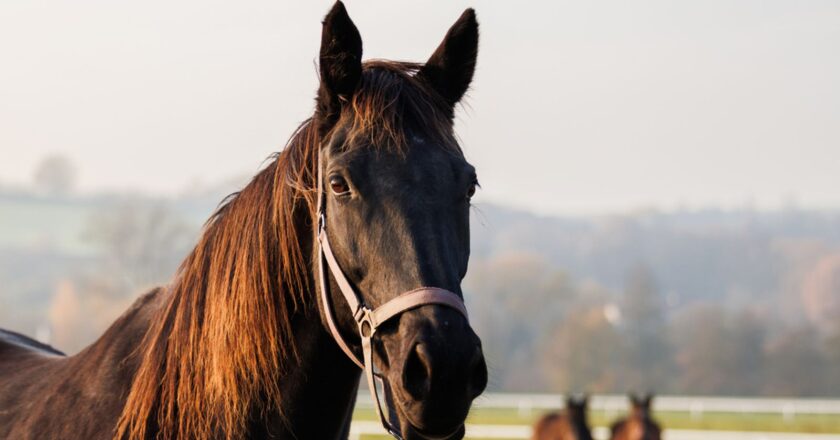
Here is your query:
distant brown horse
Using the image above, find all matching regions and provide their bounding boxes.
[0,2,488,439]
[532,395,593,440]
[610,393,662,440]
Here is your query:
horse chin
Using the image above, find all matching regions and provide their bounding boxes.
[401,421,465,440]
[395,404,466,440]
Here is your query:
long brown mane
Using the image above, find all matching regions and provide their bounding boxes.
[115,61,460,440]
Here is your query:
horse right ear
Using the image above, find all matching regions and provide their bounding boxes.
[418,8,479,112]
[317,1,363,129]
[579,393,589,407]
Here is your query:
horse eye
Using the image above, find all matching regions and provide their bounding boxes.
[466,180,479,199]
[330,176,350,195]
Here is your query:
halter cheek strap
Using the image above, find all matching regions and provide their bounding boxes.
[315,148,468,439]
[318,227,469,367]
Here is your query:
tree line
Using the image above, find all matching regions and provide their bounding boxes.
[466,253,840,397]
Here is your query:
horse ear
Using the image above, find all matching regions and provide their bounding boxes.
[418,8,479,110]
[317,1,363,127]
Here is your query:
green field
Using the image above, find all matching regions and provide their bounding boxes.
[352,405,840,438]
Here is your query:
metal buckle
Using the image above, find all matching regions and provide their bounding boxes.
[317,212,326,233]
[356,306,374,338]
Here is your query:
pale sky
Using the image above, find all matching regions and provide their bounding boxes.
[1,0,838,215]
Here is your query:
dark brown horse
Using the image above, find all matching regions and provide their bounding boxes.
[610,394,662,440]
[0,2,487,439]
[532,395,593,440]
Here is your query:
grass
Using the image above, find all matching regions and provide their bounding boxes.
[352,406,840,436]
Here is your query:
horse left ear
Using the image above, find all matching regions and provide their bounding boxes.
[317,1,363,129]
[418,8,479,110]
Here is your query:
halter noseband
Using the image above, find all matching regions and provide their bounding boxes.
[315,147,468,439]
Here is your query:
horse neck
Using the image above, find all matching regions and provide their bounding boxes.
[254,307,362,438]
[192,201,361,438]
[571,416,591,440]
[626,417,648,440]
[250,220,362,437]
[266,195,363,437]
[631,407,650,420]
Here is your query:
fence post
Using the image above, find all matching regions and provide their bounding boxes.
[517,397,532,418]
[782,403,795,424]
[690,401,704,421]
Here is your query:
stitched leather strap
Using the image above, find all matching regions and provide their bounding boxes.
[370,287,467,327]
[318,229,365,368]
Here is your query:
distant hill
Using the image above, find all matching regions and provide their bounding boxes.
[2,189,839,342]
[470,203,840,325]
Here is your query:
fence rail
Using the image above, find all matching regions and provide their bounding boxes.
[349,421,840,440]
[357,392,840,416]
[354,393,840,439]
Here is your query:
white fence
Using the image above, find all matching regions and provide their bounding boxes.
[357,392,840,416]
[349,421,840,440]
[352,393,840,439]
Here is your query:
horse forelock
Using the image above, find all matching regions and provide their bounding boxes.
[338,60,462,156]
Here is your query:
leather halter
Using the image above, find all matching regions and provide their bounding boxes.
[315,148,468,439]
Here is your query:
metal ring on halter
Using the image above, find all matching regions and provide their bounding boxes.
[315,146,469,438]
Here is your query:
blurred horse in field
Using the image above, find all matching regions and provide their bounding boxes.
[532,394,593,440]
[610,393,662,440]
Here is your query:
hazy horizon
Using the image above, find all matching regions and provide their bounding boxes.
[2,0,839,216]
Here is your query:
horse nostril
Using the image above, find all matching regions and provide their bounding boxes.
[402,343,432,401]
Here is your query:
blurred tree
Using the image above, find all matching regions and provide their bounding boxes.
[48,279,83,351]
[800,253,840,334]
[672,305,766,395]
[764,327,829,396]
[39,200,200,354]
[540,304,622,392]
[32,154,77,196]
[82,200,197,296]
[465,253,555,390]
[465,252,599,391]
[618,264,674,392]
[47,277,137,354]
[824,327,840,394]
